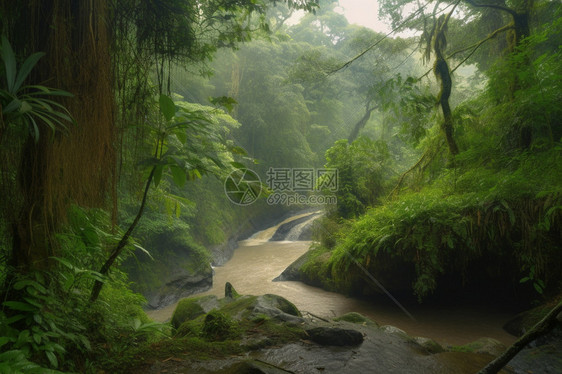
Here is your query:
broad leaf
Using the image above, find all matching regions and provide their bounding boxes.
[13,52,45,92]
[1,36,17,93]
[159,94,176,122]
[170,164,187,187]
[153,165,164,187]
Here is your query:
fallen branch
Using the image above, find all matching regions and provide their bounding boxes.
[477,300,562,374]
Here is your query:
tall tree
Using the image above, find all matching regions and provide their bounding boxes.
[0,0,319,276]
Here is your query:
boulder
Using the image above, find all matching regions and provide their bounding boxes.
[202,310,239,341]
[219,360,294,374]
[171,295,219,329]
[334,312,379,327]
[413,336,445,354]
[455,337,507,356]
[380,325,409,339]
[305,326,364,346]
[225,282,240,299]
[250,294,303,324]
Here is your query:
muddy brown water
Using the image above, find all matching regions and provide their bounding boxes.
[147,213,517,347]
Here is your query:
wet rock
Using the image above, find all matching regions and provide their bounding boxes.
[468,337,506,356]
[334,312,379,327]
[139,290,518,374]
[413,336,445,354]
[253,326,499,374]
[272,250,311,282]
[273,249,332,290]
[507,324,562,374]
[171,295,219,329]
[257,294,301,316]
[380,325,409,338]
[305,326,364,346]
[252,294,304,324]
[225,282,240,299]
[145,264,213,309]
[218,360,294,374]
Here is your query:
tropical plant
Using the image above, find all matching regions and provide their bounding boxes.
[90,94,243,302]
[0,36,74,143]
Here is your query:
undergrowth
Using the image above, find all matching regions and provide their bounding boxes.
[326,146,562,301]
[0,207,169,373]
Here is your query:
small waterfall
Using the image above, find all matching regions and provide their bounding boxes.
[243,212,319,244]
[284,213,321,241]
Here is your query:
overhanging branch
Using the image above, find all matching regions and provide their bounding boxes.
[464,0,518,17]
[450,23,513,73]
[417,23,513,79]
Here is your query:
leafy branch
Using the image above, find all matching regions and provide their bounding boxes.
[90,94,234,302]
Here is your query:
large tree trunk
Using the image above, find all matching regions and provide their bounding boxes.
[1,0,115,272]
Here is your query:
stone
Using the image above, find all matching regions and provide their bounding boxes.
[221,360,292,374]
[171,295,219,329]
[380,325,409,338]
[225,282,240,299]
[334,312,379,327]
[413,336,445,354]
[305,326,364,346]
[257,294,301,317]
[456,337,507,356]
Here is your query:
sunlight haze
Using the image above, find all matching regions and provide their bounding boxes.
[335,0,391,33]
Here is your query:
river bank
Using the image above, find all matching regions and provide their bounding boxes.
[147,212,516,346]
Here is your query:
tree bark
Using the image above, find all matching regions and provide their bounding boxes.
[432,11,460,156]
[348,103,377,143]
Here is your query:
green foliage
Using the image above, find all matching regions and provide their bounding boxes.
[171,297,207,329]
[327,145,562,301]
[0,206,165,372]
[325,137,390,218]
[385,75,436,146]
[0,36,74,142]
[0,273,89,371]
[485,13,562,149]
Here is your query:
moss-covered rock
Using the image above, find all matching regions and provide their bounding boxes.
[274,245,341,293]
[259,294,301,317]
[225,281,240,299]
[305,326,364,346]
[503,301,559,337]
[171,295,219,329]
[413,336,445,354]
[202,310,239,341]
[175,318,203,338]
[334,312,379,327]
[452,337,506,356]
[123,226,214,309]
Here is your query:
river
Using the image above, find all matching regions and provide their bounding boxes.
[147,212,517,347]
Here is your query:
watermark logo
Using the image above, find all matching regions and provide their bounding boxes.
[224,168,262,206]
[224,167,338,206]
[266,167,338,192]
